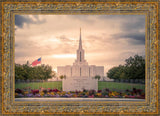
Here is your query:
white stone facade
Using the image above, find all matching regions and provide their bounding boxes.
[57,29,104,91]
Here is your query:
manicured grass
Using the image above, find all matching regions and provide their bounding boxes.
[15,81,62,90]
[98,81,145,92]
[15,81,145,92]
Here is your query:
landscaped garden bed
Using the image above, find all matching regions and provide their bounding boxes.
[15,87,145,99]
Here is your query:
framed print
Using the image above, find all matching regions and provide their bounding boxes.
[14,15,146,100]
[0,0,159,115]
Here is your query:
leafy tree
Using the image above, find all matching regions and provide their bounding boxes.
[94,75,101,81]
[107,66,120,79]
[15,63,56,81]
[107,55,145,80]
[59,75,66,80]
[125,55,145,79]
[15,64,25,80]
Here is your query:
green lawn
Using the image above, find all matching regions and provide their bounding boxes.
[15,81,145,92]
[98,81,145,92]
[15,81,62,90]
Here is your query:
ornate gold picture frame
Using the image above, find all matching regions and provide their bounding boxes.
[0,0,159,115]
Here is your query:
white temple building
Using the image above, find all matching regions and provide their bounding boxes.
[57,29,104,91]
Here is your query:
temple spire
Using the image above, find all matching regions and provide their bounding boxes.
[74,28,87,64]
[79,28,82,49]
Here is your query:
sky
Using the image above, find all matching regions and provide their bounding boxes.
[15,15,145,74]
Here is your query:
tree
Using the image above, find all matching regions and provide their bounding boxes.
[15,64,25,80]
[59,75,66,80]
[106,55,145,80]
[94,75,101,81]
[35,64,55,80]
[107,66,120,79]
[15,63,56,81]
[125,55,145,79]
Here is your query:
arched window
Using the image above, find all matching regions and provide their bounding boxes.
[80,52,81,62]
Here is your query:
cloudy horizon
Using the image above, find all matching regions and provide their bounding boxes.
[15,15,145,74]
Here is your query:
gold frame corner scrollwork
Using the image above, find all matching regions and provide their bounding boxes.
[1,1,159,115]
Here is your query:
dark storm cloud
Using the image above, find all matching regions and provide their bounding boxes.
[15,15,46,28]
[15,15,32,28]
[110,15,145,45]
[112,32,145,45]
[98,15,145,32]
[83,15,146,45]
[98,15,145,23]
[121,17,145,32]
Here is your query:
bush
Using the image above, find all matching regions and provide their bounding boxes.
[15,88,24,94]
[43,89,48,94]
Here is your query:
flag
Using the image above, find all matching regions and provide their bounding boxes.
[32,57,41,66]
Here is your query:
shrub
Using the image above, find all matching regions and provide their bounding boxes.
[43,89,48,94]
[15,88,24,94]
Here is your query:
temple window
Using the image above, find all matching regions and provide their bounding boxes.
[80,52,81,62]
